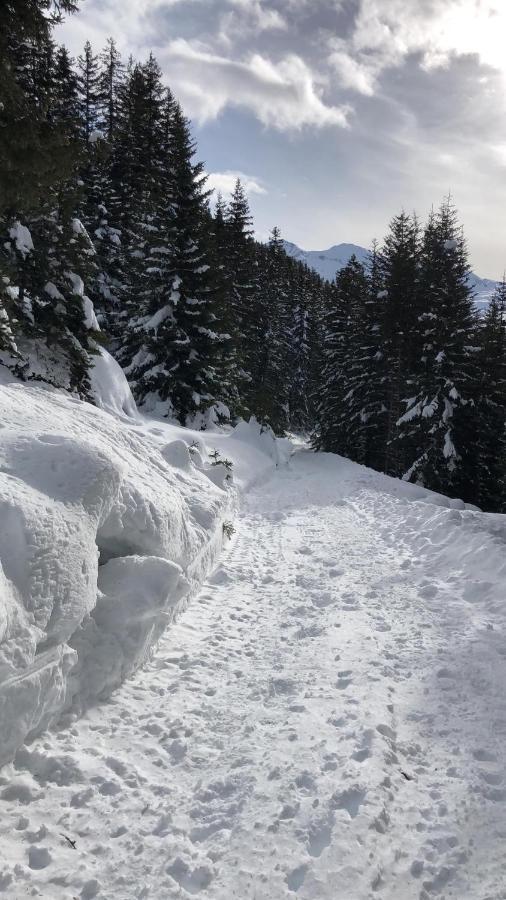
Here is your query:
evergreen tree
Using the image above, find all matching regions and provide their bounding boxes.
[99,37,124,142]
[121,90,223,423]
[0,0,79,214]
[77,40,101,143]
[0,292,18,357]
[207,193,239,416]
[250,227,290,431]
[226,179,261,411]
[314,255,370,456]
[473,278,506,511]
[52,45,80,127]
[398,199,478,499]
[285,262,313,432]
[377,211,420,475]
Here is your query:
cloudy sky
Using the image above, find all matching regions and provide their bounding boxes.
[58,0,506,277]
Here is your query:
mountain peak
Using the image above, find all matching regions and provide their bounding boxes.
[283,240,497,310]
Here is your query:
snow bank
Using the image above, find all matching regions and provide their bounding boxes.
[0,366,291,767]
[139,416,293,494]
[0,381,223,765]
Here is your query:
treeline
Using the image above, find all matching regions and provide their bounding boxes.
[1,1,505,511]
[0,0,326,431]
[315,206,506,511]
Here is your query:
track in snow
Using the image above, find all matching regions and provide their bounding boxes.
[1,450,506,899]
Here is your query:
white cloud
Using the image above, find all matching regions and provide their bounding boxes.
[329,0,506,95]
[160,39,349,129]
[329,47,376,96]
[206,170,267,197]
[218,0,288,45]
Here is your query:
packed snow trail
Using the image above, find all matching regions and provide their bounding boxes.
[1,450,506,899]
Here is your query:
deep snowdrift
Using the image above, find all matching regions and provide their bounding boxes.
[0,357,289,768]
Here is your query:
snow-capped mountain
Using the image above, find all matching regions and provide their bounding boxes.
[283,241,370,282]
[283,240,498,311]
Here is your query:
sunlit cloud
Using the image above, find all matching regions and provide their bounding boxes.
[160,40,349,129]
[206,170,267,197]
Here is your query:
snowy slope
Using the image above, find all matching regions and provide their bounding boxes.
[0,355,289,770]
[0,448,505,898]
[283,240,498,309]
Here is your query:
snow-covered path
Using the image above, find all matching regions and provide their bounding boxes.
[1,450,506,899]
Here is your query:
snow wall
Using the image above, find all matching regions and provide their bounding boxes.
[0,357,285,767]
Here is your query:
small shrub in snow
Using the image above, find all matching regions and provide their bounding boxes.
[208,448,233,470]
[214,457,233,471]
[222,521,235,539]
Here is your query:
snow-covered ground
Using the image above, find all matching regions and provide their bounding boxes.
[1,358,506,899]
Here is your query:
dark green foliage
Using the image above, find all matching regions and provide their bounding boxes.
[314,255,370,457]
[473,279,506,511]
[314,199,504,510]
[0,0,99,397]
[397,200,478,499]
[0,0,78,216]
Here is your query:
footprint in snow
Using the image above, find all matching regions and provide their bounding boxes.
[306,815,334,857]
[311,592,334,608]
[336,670,353,690]
[166,857,213,893]
[331,786,366,819]
[286,864,308,892]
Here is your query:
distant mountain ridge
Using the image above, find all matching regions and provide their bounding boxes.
[283,241,498,312]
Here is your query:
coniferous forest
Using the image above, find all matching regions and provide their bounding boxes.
[1,0,505,512]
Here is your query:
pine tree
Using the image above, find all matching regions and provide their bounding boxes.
[226,179,261,412]
[398,199,478,498]
[120,86,223,423]
[0,0,100,395]
[112,59,169,365]
[207,193,239,417]
[249,227,290,431]
[0,0,79,215]
[349,242,389,469]
[99,37,124,142]
[77,40,101,143]
[314,255,370,456]
[285,261,313,432]
[52,45,80,127]
[473,278,506,511]
[377,211,420,476]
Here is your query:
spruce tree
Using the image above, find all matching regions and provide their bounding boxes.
[0,1,75,215]
[207,193,239,417]
[398,199,478,498]
[377,211,420,476]
[247,227,290,430]
[315,255,370,456]
[52,45,80,126]
[120,86,223,423]
[473,278,506,511]
[99,37,124,142]
[285,261,313,432]
[226,179,261,412]
[77,40,101,143]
